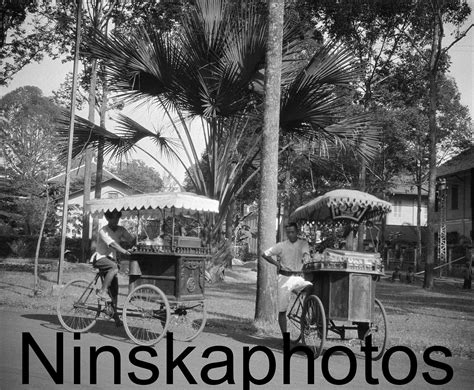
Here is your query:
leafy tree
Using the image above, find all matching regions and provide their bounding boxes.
[379,0,472,287]
[0,0,34,47]
[0,86,61,191]
[379,48,472,271]
[308,0,414,107]
[109,159,164,193]
[1,1,189,86]
[300,0,472,262]
[0,1,70,85]
[0,86,60,235]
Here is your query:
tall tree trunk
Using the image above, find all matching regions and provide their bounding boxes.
[471,169,474,242]
[416,163,422,272]
[255,0,284,323]
[281,158,291,241]
[424,6,443,289]
[34,186,50,295]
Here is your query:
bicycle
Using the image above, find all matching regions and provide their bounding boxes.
[287,290,327,358]
[57,269,171,346]
[283,270,327,358]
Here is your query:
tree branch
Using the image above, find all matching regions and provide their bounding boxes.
[395,26,429,63]
[443,23,474,53]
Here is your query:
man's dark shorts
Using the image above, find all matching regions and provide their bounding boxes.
[93,256,119,298]
[94,256,119,272]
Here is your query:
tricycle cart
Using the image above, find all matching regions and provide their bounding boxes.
[57,192,219,345]
[288,189,391,359]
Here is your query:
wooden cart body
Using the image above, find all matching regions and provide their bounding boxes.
[303,249,384,323]
[129,251,209,303]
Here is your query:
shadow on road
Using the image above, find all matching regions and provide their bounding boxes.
[21,313,134,345]
[203,318,367,359]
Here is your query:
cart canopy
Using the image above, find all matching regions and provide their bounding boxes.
[87,192,219,218]
[290,189,391,223]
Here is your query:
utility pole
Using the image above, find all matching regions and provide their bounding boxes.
[58,0,82,284]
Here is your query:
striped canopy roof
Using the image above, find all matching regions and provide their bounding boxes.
[87,192,219,217]
[290,189,391,223]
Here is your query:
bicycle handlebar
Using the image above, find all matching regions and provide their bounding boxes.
[278,269,305,277]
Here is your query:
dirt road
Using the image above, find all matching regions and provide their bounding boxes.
[1,308,473,389]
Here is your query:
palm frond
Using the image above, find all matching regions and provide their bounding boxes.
[55,108,121,162]
[280,80,342,132]
[55,109,185,180]
[114,114,181,163]
[303,41,362,85]
[84,0,292,120]
[314,114,381,162]
[280,41,361,134]
[86,28,184,106]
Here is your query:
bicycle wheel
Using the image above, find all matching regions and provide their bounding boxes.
[57,278,99,332]
[123,284,170,346]
[363,298,388,361]
[169,301,207,342]
[287,292,304,343]
[301,294,326,358]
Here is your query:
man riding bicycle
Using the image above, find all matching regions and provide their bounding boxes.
[92,209,136,326]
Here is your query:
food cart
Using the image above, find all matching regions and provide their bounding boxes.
[289,189,391,359]
[57,192,219,345]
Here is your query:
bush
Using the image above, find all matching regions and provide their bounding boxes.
[42,236,82,260]
[0,235,15,257]
[7,237,36,258]
[0,221,14,236]
[1,235,83,259]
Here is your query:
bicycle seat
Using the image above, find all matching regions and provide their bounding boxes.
[290,280,313,295]
[93,269,108,279]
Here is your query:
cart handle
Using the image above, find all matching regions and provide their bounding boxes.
[278,269,306,277]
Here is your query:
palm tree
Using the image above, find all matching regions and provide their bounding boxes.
[58,0,379,217]
[56,0,381,291]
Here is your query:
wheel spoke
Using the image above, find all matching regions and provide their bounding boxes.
[57,279,99,333]
[123,285,170,346]
[287,292,304,343]
[169,302,207,342]
[363,298,387,361]
[301,295,326,358]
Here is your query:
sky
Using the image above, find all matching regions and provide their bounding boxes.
[0,3,473,184]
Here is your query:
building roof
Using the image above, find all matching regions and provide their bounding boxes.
[48,161,122,184]
[388,175,428,196]
[437,146,474,178]
[68,178,142,198]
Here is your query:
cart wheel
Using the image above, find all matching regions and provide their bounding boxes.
[123,284,170,346]
[169,301,207,342]
[57,279,99,333]
[363,298,388,361]
[287,292,304,343]
[301,295,326,358]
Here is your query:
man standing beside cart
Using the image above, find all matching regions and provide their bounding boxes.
[262,222,311,338]
[93,209,136,326]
